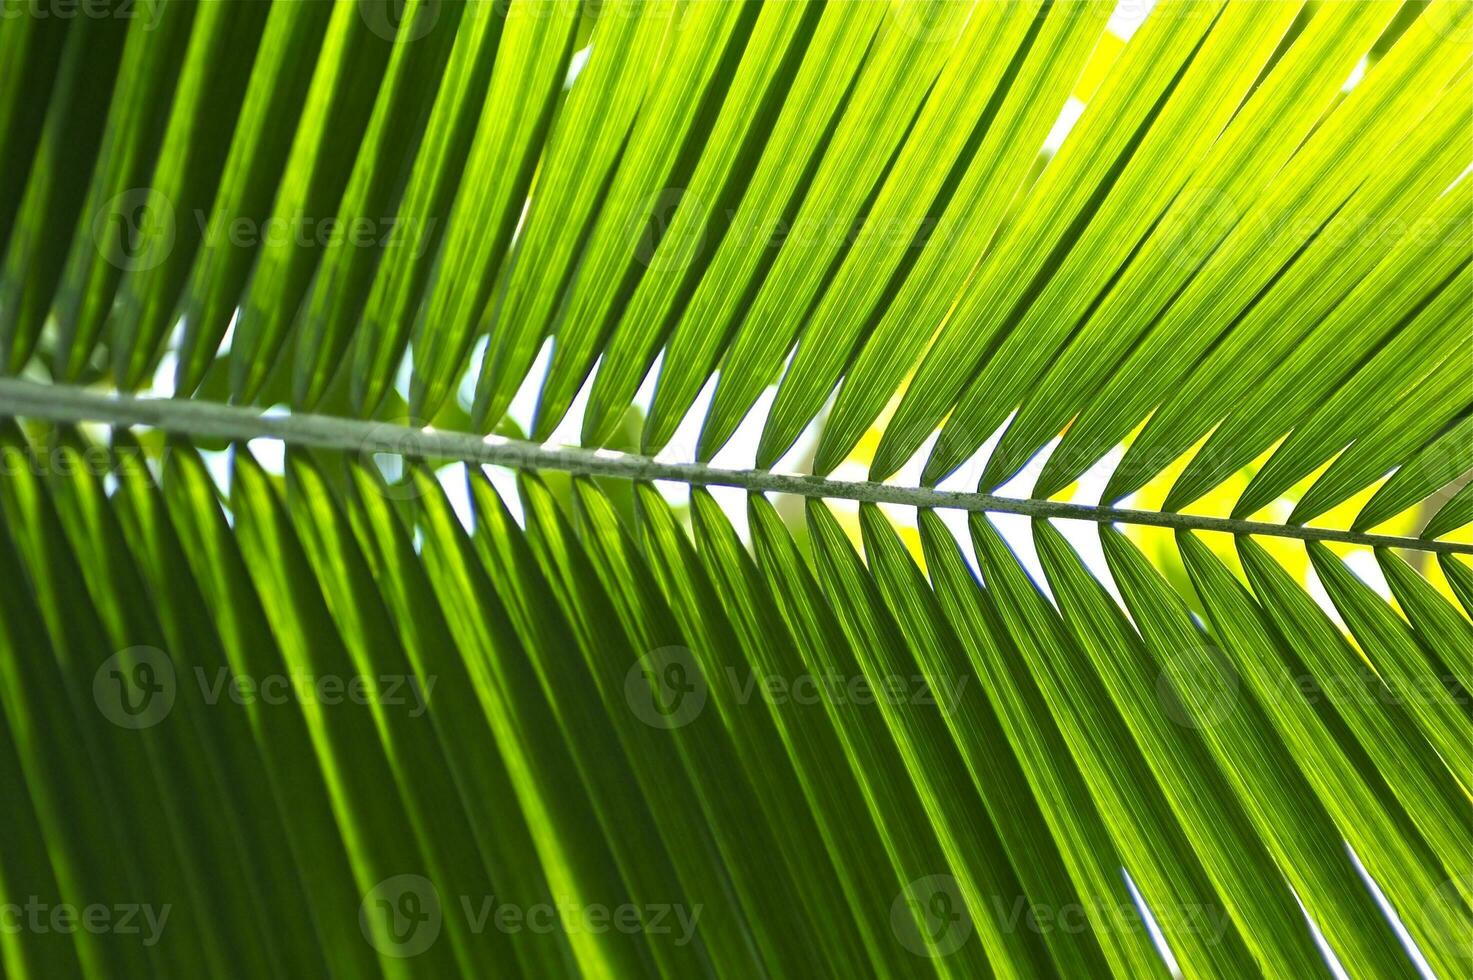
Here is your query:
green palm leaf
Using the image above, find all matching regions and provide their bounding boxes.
[0,1,1469,976]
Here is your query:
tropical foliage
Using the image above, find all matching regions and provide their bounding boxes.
[0,0,1469,977]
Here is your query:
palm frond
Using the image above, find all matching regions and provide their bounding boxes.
[0,0,1470,977]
